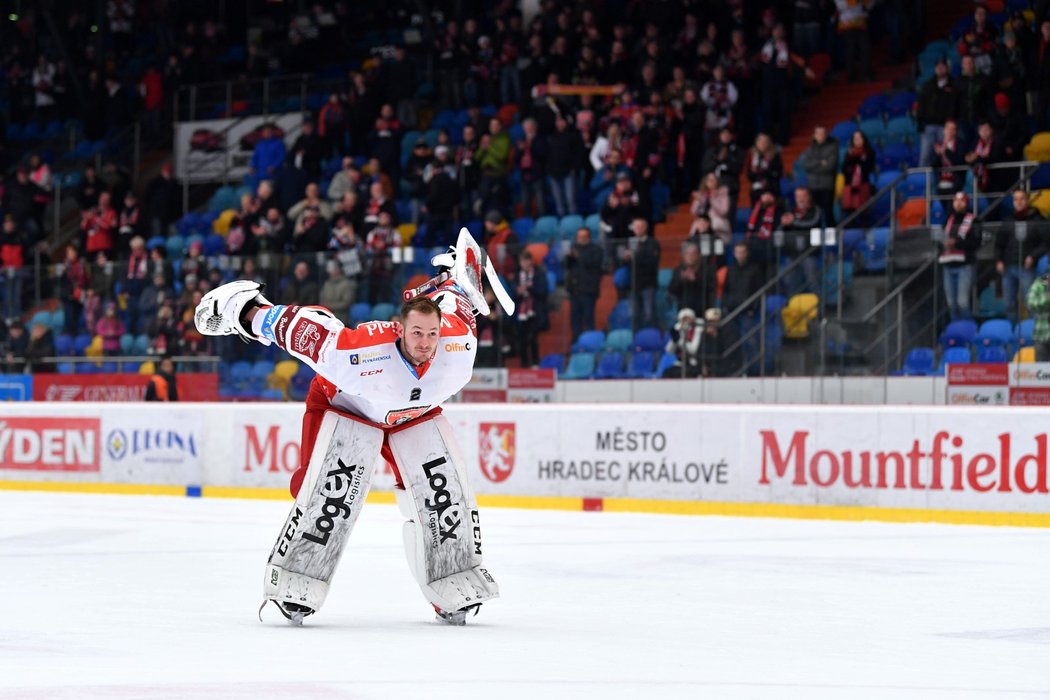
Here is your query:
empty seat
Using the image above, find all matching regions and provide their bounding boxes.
[940,319,978,348]
[573,330,606,353]
[976,319,1013,347]
[902,347,936,376]
[562,352,596,379]
[632,328,664,352]
[625,351,656,378]
[593,352,626,379]
[604,328,633,353]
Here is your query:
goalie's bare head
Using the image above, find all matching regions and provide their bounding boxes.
[398,296,442,366]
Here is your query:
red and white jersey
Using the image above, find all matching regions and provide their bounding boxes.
[256,285,476,426]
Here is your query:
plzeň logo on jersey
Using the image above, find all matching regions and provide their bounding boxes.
[478,422,515,483]
[106,427,198,464]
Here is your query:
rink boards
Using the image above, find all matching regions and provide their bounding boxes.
[0,402,1048,527]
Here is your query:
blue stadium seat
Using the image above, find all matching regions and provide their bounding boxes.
[625,351,656,378]
[654,352,678,377]
[119,334,134,354]
[885,116,918,145]
[260,388,286,401]
[1017,319,1035,347]
[857,94,888,120]
[573,330,606,353]
[633,328,664,353]
[539,353,565,376]
[604,328,633,353]
[350,302,372,324]
[562,352,596,379]
[511,217,534,241]
[858,118,887,145]
[371,303,395,321]
[533,216,559,242]
[55,334,75,356]
[98,362,118,373]
[977,285,1006,319]
[593,352,626,379]
[73,334,92,355]
[612,266,631,290]
[940,319,978,348]
[977,345,1009,363]
[133,334,151,355]
[830,120,857,143]
[902,347,935,376]
[584,213,601,237]
[607,300,632,330]
[57,362,75,375]
[559,214,584,241]
[203,234,226,256]
[230,361,253,389]
[976,319,1013,347]
[861,228,891,272]
[657,268,673,290]
[936,346,972,374]
[886,91,916,118]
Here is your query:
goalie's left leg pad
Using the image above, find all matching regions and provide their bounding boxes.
[388,414,499,613]
[264,410,384,616]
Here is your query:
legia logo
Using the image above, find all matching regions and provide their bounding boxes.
[478,422,515,482]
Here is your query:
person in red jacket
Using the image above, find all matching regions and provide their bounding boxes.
[81,191,117,256]
[1,216,26,319]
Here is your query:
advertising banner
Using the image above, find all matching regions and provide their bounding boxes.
[2,403,1048,518]
[173,113,301,184]
[101,408,204,484]
[34,374,218,402]
[0,375,32,401]
[946,363,1009,406]
[0,416,101,472]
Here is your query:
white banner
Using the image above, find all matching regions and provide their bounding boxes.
[173,113,301,184]
[101,408,203,484]
[1,403,1048,515]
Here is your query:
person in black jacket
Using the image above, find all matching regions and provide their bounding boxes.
[720,242,766,375]
[939,191,983,321]
[622,217,662,329]
[514,250,549,368]
[566,226,604,341]
[996,189,1047,322]
[668,242,717,320]
[423,146,460,248]
[515,117,547,218]
[545,114,584,217]
[933,119,967,195]
[917,60,960,167]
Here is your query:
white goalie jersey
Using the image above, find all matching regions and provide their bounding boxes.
[254,285,477,426]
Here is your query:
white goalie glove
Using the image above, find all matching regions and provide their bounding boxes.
[428,228,515,317]
[194,280,274,345]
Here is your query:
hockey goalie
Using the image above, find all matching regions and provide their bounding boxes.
[194,229,512,626]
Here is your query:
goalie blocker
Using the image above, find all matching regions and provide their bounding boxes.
[263,409,498,624]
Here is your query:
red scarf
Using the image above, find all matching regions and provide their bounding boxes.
[972,137,991,189]
[747,204,777,240]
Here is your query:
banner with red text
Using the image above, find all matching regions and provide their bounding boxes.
[33,374,218,402]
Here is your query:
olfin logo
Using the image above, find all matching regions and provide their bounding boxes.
[444,342,471,352]
[479,422,515,482]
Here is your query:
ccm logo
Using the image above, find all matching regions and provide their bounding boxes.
[360,369,383,376]
[444,342,471,352]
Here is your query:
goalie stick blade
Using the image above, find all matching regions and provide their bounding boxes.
[484,256,515,316]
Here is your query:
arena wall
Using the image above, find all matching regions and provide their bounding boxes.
[1,403,1047,527]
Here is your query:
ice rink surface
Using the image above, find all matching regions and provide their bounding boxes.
[1,492,1048,700]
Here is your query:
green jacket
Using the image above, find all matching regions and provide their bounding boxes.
[477,131,512,177]
[1026,275,1050,342]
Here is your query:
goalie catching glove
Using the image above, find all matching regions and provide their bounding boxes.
[194,280,274,344]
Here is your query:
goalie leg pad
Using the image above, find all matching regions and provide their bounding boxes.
[388,414,499,613]
[263,410,384,617]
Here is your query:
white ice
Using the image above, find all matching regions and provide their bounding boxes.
[0,492,1048,700]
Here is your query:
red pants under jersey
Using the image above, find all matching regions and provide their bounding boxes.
[290,377,440,498]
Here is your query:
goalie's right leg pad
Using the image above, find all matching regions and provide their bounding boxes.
[263,410,384,621]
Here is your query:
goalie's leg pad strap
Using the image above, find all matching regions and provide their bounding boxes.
[264,410,384,612]
[388,414,499,611]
